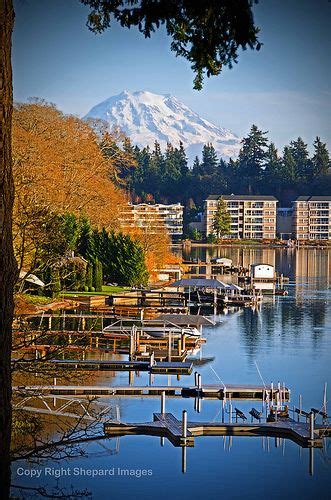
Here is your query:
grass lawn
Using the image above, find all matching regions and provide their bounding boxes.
[17,294,54,306]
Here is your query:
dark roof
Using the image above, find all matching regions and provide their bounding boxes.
[206,194,278,201]
[294,196,331,202]
[170,278,239,289]
[152,314,215,326]
[206,195,221,200]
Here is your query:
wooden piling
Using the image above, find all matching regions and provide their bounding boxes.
[182,410,187,439]
[161,391,165,415]
[309,412,315,441]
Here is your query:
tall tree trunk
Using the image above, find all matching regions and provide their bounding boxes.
[0,0,16,497]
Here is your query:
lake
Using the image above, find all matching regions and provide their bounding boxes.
[12,247,331,499]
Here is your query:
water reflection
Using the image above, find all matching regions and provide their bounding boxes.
[12,248,331,497]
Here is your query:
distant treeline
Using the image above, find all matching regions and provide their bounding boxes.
[116,125,330,209]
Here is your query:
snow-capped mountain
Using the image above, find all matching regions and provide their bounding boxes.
[84,90,241,161]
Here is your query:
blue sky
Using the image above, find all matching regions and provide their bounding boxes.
[13,0,331,152]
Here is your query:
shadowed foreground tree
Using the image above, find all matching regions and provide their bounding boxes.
[81,0,261,89]
[0,0,18,497]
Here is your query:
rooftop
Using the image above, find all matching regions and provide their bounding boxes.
[294,196,331,202]
[206,194,278,201]
[169,278,242,290]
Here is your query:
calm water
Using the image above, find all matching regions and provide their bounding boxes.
[12,248,331,499]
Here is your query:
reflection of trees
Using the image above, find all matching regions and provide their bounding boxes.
[238,295,328,360]
[237,308,264,357]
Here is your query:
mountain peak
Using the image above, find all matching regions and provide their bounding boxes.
[84,90,241,161]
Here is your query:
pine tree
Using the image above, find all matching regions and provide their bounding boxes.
[192,156,201,176]
[281,147,296,183]
[93,258,103,292]
[289,137,310,180]
[312,137,329,177]
[77,216,95,261]
[86,264,93,291]
[201,143,218,176]
[177,141,188,178]
[212,197,232,239]
[263,143,281,191]
[238,125,268,192]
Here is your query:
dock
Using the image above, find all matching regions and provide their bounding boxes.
[103,412,327,448]
[14,383,290,401]
[13,358,193,375]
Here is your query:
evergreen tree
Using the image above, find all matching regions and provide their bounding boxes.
[192,155,202,177]
[86,264,93,291]
[177,141,189,178]
[212,197,232,239]
[263,143,281,192]
[201,143,218,176]
[281,146,296,183]
[289,137,310,180]
[238,125,268,192]
[76,216,95,261]
[93,258,103,292]
[312,137,329,177]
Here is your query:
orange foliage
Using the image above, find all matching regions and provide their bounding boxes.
[12,101,175,279]
[12,101,127,229]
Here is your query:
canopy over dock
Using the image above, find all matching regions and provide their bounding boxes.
[169,278,242,291]
[152,314,215,327]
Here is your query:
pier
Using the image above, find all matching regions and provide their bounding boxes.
[104,411,328,448]
[14,383,290,401]
[13,358,193,375]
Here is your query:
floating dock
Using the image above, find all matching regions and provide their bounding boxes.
[104,412,327,448]
[13,358,193,375]
[14,383,290,401]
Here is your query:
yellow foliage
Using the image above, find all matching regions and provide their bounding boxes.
[13,101,127,230]
[12,101,175,280]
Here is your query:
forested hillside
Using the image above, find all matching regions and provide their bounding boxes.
[118,125,330,209]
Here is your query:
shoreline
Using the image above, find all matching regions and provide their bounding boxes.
[171,242,331,249]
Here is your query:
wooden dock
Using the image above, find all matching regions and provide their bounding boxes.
[13,328,206,362]
[14,383,289,401]
[13,358,193,375]
[103,412,327,448]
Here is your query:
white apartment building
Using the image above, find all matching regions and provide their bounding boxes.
[121,202,183,238]
[292,196,331,240]
[204,195,278,239]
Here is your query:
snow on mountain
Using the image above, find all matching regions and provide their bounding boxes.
[84,90,241,162]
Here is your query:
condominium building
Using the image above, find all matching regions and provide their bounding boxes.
[121,202,184,238]
[204,195,278,239]
[292,196,331,240]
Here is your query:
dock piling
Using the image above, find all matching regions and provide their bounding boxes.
[182,410,188,439]
[182,445,187,474]
[161,391,166,415]
[299,394,302,422]
[309,412,315,441]
[229,395,232,423]
[197,374,202,390]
